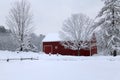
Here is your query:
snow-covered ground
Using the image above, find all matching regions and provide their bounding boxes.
[0,51,120,80]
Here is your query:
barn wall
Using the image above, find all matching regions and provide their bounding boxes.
[43,41,97,56]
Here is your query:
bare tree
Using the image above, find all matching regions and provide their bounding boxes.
[60,13,94,56]
[6,0,34,51]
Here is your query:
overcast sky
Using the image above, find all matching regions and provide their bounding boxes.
[0,0,103,35]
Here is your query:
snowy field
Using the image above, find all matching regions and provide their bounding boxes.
[0,51,120,80]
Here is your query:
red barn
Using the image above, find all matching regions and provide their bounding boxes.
[42,33,97,56]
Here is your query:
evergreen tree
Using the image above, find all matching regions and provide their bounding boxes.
[96,0,120,56]
[0,26,6,33]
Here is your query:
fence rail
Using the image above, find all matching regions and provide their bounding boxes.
[0,57,39,62]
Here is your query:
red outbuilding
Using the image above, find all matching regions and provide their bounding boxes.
[42,33,97,56]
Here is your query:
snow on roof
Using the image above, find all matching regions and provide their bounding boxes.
[43,33,62,42]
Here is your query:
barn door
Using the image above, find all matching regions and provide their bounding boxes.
[44,45,53,53]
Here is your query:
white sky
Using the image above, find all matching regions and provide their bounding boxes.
[0,0,103,35]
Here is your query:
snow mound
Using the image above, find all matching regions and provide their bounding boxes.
[1,51,120,80]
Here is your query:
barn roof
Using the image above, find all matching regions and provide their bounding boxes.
[43,33,62,42]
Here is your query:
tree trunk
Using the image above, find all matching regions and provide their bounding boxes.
[77,48,80,56]
[20,45,23,51]
[20,33,24,51]
[113,50,117,57]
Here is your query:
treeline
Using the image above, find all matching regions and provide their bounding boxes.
[0,26,45,52]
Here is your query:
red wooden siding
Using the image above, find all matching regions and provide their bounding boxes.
[44,45,52,53]
[43,41,97,56]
